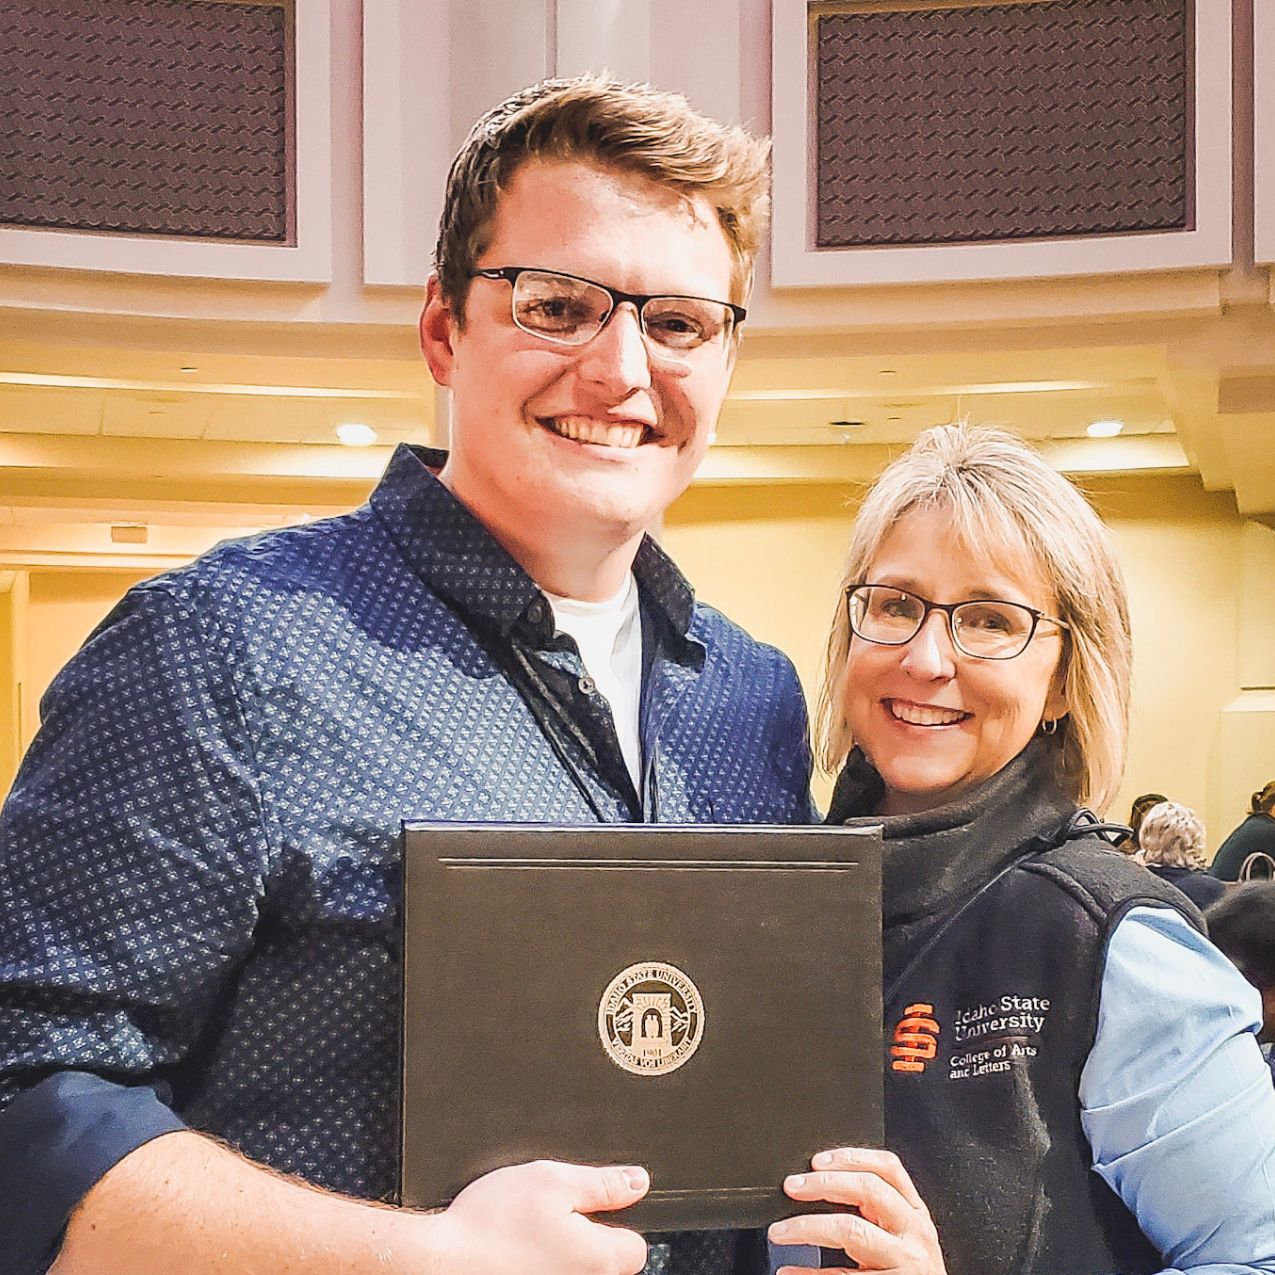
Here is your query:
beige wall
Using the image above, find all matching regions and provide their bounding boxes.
[662,483,852,810]
[23,572,154,726]
[5,570,156,774]
[1082,477,1265,843]
[2,476,1267,855]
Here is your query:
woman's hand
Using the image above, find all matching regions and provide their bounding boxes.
[767,1147,946,1274]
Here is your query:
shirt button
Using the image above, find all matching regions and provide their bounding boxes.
[527,600,545,624]
[578,675,596,695]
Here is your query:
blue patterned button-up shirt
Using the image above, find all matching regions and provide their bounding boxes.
[0,445,815,1272]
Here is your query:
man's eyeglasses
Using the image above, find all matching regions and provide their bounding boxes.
[846,584,1070,660]
[469,266,745,356]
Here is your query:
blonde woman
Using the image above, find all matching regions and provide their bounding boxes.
[1137,800,1226,908]
[769,426,1275,1275]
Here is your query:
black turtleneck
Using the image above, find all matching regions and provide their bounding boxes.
[827,739,1076,989]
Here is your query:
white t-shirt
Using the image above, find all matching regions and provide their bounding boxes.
[544,573,644,793]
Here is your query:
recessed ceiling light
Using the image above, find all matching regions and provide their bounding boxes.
[829,420,867,444]
[336,422,378,447]
[1086,419,1125,438]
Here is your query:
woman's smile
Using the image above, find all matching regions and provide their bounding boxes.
[883,698,971,728]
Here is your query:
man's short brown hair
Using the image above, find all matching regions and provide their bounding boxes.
[433,75,770,322]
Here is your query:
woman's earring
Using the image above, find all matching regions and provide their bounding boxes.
[1040,718,1059,736]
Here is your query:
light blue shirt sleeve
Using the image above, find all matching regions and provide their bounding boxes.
[1080,905,1275,1274]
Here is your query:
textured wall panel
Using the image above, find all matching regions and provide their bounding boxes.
[815,0,1192,248]
[0,0,291,242]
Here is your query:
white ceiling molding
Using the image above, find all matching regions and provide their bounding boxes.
[0,0,334,284]
[1254,2,1275,268]
[771,0,1234,287]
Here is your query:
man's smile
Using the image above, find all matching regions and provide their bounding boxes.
[538,414,657,449]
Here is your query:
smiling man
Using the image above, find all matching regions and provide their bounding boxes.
[0,78,814,1275]
[424,158,731,601]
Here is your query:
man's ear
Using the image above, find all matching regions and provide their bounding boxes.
[419,275,457,387]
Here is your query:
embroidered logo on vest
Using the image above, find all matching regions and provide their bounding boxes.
[890,1002,940,1073]
[947,994,1050,1079]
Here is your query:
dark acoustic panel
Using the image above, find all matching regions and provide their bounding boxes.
[815,0,1192,248]
[0,0,291,242]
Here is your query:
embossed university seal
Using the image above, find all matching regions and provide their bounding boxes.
[597,961,705,1075]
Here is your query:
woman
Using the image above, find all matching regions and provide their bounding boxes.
[768,426,1275,1274]
[1211,781,1275,881]
[1136,800,1226,909]
[1119,790,1167,854]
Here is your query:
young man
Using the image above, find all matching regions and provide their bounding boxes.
[0,78,813,1275]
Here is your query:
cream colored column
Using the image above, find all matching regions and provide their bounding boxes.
[553,0,754,127]
[448,0,554,149]
[555,0,650,81]
[1213,520,1275,838]
[0,570,29,799]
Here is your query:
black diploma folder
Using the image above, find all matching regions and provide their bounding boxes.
[399,823,883,1231]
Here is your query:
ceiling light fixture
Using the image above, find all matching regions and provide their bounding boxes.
[1086,419,1125,438]
[336,422,378,447]
[829,420,867,442]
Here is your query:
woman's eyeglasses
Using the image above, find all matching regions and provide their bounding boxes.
[846,584,1069,660]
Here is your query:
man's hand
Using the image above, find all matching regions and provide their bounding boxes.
[433,1160,650,1275]
[50,1133,650,1275]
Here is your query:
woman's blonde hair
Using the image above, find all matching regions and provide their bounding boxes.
[816,424,1131,813]
[1138,801,1208,870]
[434,74,770,321]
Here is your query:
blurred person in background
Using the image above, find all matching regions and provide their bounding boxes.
[1212,781,1275,881]
[1136,800,1226,909]
[1207,882,1275,1083]
[1117,791,1167,854]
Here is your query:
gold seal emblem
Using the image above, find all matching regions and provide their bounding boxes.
[597,961,705,1076]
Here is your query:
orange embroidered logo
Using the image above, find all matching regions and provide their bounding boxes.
[890,1002,940,1073]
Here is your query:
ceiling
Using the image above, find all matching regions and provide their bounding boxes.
[0,301,1273,571]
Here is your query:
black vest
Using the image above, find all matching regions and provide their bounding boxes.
[830,742,1202,1275]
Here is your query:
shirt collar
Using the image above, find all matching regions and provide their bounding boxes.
[368,444,698,648]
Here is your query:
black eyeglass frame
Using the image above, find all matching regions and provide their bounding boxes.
[469,265,747,346]
[845,583,1070,661]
